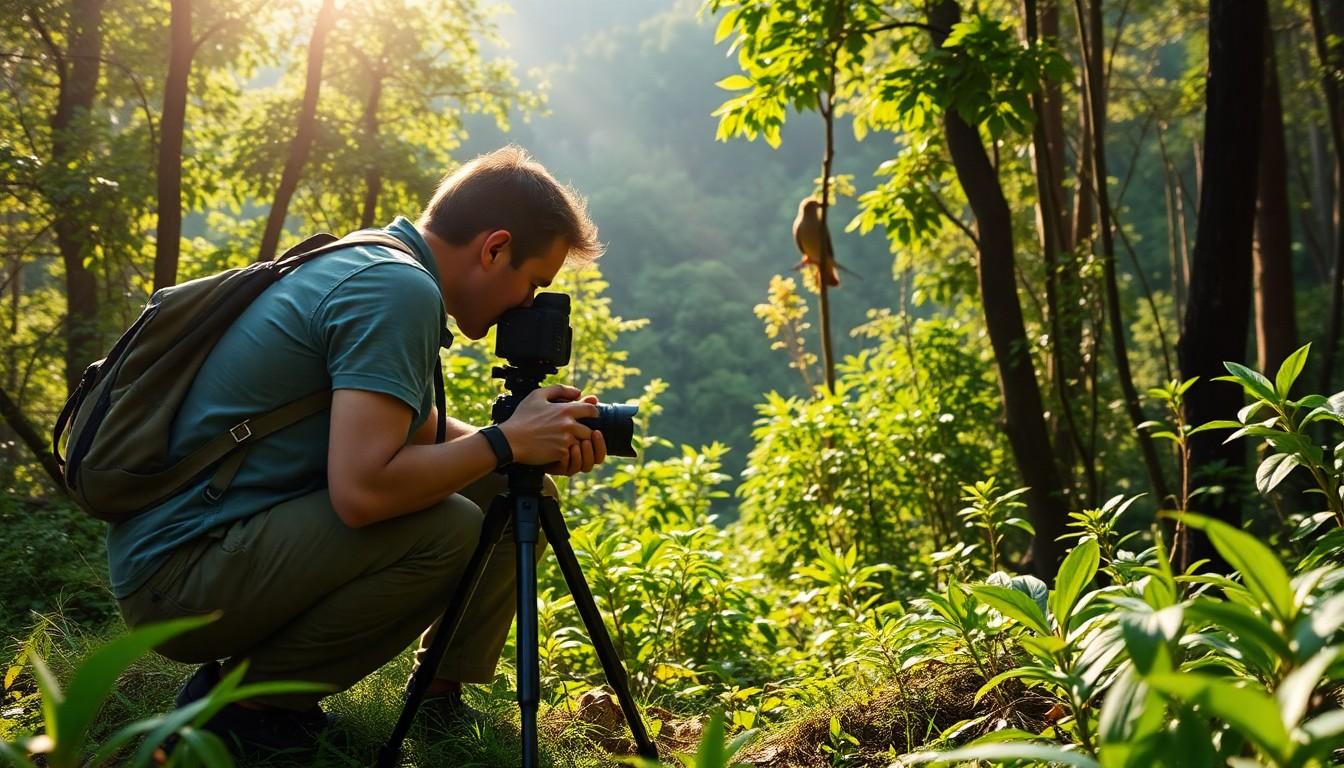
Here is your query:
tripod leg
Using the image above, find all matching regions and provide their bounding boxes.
[514,493,542,768]
[376,496,511,768]
[539,498,660,760]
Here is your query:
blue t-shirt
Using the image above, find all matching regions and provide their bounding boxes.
[106,217,448,598]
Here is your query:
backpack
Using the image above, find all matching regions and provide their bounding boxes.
[51,230,450,523]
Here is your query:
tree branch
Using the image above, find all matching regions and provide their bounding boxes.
[0,384,66,492]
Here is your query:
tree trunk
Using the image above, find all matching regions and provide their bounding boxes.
[154,0,192,290]
[258,0,337,261]
[932,0,1069,579]
[358,73,384,230]
[1179,0,1267,571]
[1255,24,1298,378]
[1309,0,1344,391]
[1025,0,1091,506]
[51,0,107,395]
[1077,0,1172,510]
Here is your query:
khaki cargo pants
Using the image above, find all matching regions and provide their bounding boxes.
[118,472,554,709]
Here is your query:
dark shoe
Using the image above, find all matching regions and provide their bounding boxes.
[171,661,329,756]
[174,661,222,709]
[201,702,329,755]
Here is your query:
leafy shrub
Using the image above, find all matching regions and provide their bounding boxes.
[739,314,1008,581]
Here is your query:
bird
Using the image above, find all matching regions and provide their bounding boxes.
[792,196,842,288]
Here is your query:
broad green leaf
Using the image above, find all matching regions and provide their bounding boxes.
[694,710,725,768]
[1145,673,1289,763]
[1176,514,1295,622]
[1294,593,1344,659]
[1299,709,1344,763]
[970,584,1052,635]
[1098,665,1167,768]
[1274,343,1310,398]
[1276,646,1339,730]
[1256,453,1300,495]
[173,727,232,767]
[974,666,1040,704]
[1050,539,1100,631]
[1219,362,1278,403]
[1185,598,1289,672]
[52,615,215,766]
[904,742,1100,767]
[1118,605,1183,675]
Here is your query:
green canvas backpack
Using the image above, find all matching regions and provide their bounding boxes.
[51,230,449,523]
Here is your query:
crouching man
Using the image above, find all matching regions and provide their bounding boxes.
[107,146,607,752]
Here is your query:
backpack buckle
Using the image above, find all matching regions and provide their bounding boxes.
[230,422,252,443]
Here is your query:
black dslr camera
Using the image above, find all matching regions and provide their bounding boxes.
[492,292,638,457]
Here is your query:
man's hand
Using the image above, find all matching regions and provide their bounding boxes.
[543,394,607,476]
[497,385,601,469]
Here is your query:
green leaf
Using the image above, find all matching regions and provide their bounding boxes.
[173,727,233,767]
[1256,453,1300,495]
[904,742,1100,767]
[694,710,725,768]
[51,615,215,766]
[1185,598,1290,673]
[970,584,1052,635]
[1219,362,1278,403]
[1118,605,1183,675]
[715,75,752,91]
[1175,514,1295,622]
[1145,673,1289,763]
[1098,666,1167,768]
[1050,539,1100,631]
[1188,419,1243,435]
[1276,646,1339,730]
[1274,343,1310,398]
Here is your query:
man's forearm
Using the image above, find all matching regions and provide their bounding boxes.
[410,407,480,446]
[347,432,498,525]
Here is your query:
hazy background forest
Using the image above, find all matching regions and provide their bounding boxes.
[3,0,1344,765]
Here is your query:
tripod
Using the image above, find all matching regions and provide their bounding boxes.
[377,368,659,767]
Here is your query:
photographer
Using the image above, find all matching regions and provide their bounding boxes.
[107,146,606,752]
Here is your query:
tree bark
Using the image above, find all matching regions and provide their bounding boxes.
[258,0,337,261]
[0,386,66,492]
[932,0,1069,579]
[358,73,384,229]
[50,0,108,396]
[1179,0,1267,570]
[1309,0,1344,391]
[1255,24,1298,378]
[1077,0,1172,509]
[154,0,192,290]
[1025,0,1092,505]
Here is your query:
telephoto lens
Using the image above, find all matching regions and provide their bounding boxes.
[579,403,638,457]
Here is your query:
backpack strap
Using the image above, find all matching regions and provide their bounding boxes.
[197,389,333,503]
[191,229,449,504]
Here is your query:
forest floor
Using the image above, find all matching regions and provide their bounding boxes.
[0,495,1042,767]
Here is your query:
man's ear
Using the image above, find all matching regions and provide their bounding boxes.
[480,229,511,268]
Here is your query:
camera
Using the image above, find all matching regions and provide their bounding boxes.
[492,292,638,457]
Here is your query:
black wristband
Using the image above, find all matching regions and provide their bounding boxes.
[478,425,513,469]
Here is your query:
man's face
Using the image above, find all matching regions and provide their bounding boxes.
[460,233,568,340]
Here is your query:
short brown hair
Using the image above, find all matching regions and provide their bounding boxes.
[418,145,602,267]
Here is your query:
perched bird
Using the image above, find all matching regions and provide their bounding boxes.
[792,197,842,288]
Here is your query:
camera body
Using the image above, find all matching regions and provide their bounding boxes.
[496,293,572,367]
[492,292,638,457]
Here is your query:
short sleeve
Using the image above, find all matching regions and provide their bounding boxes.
[310,263,443,418]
